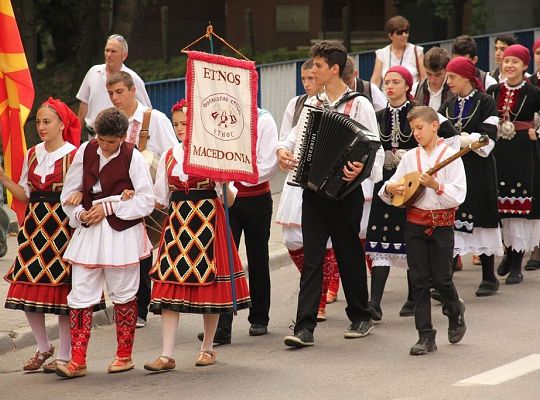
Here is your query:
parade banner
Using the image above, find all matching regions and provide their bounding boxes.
[184,51,258,184]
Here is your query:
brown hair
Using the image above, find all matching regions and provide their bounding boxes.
[423,47,450,71]
[452,35,477,58]
[407,106,439,124]
[106,71,135,90]
[309,41,347,77]
[94,107,129,137]
[385,16,410,35]
[301,58,314,70]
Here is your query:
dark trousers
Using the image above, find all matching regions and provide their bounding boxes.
[217,192,273,335]
[405,223,461,334]
[295,187,371,333]
[136,253,153,320]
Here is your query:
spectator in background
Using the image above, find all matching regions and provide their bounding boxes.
[490,33,519,83]
[77,34,151,141]
[371,16,425,89]
[451,35,497,91]
[414,47,452,111]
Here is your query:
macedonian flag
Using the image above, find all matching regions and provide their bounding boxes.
[0,0,34,224]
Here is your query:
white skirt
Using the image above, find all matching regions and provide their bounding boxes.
[276,180,303,226]
[454,227,504,256]
[63,220,152,268]
[500,218,540,252]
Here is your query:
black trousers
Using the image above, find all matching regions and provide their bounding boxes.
[405,223,461,334]
[137,253,153,320]
[295,187,371,333]
[217,192,273,335]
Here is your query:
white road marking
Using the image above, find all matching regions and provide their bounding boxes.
[453,354,540,386]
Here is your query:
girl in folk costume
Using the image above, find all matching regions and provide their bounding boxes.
[3,98,83,372]
[143,119,250,371]
[275,59,338,322]
[57,108,155,378]
[440,57,503,296]
[366,66,458,320]
[171,99,187,141]
[487,45,540,284]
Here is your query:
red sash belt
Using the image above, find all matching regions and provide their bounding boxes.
[513,120,533,131]
[406,207,457,236]
[234,181,270,197]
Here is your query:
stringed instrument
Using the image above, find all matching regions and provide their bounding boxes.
[391,135,489,207]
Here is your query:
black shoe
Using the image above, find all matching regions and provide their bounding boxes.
[284,329,314,347]
[369,302,382,322]
[248,324,268,336]
[430,290,444,304]
[410,330,437,356]
[475,279,499,297]
[506,273,523,284]
[448,300,466,344]
[524,259,540,271]
[399,301,414,317]
[497,255,510,276]
[197,328,231,345]
[344,320,374,338]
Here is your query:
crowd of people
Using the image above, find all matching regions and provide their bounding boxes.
[3,16,540,377]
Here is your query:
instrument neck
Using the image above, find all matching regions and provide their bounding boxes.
[426,143,472,176]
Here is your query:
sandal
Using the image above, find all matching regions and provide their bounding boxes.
[43,358,68,373]
[56,360,87,378]
[195,350,216,367]
[108,356,134,373]
[23,345,55,371]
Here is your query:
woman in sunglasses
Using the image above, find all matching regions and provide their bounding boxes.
[371,15,426,90]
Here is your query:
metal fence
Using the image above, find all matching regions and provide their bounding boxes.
[145,27,540,128]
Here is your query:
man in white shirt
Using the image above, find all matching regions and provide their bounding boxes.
[77,34,152,140]
[106,71,177,328]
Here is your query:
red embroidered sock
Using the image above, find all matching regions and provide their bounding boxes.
[114,299,137,358]
[288,247,304,273]
[69,307,93,366]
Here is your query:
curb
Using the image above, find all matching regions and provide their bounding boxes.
[0,307,115,355]
[0,248,293,354]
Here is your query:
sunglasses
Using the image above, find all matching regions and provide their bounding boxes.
[394,29,409,35]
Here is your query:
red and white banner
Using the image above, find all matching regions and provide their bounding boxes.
[183,51,259,184]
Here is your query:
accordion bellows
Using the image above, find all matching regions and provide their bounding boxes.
[288,107,380,200]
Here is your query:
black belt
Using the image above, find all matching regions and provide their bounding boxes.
[29,191,61,203]
[170,190,217,202]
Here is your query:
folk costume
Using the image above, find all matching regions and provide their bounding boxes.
[4,98,83,370]
[60,139,154,374]
[148,144,251,315]
[379,137,467,353]
[414,78,452,111]
[440,57,503,295]
[276,96,339,320]
[366,66,458,319]
[531,38,540,89]
[278,86,384,340]
[487,45,540,283]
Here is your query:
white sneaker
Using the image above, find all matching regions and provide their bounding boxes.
[136,317,146,328]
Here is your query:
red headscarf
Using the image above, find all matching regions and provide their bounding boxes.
[446,56,484,92]
[534,38,540,54]
[40,97,81,146]
[503,44,530,66]
[171,99,187,113]
[385,66,413,100]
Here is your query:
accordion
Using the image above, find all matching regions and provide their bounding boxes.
[287,106,381,200]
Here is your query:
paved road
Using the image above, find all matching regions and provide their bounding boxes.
[1,256,540,400]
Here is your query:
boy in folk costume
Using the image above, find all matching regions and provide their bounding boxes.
[278,41,384,347]
[275,58,338,322]
[414,47,452,111]
[57,108,155,378]
[440,57,503,296]
[381,106,467,355]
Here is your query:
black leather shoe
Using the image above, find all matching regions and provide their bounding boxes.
[448,300,466,344]
[399,301,414,317]
[248,324,268,336]
[497,255,510,276]
[506,273,523,284]
[475,279,500,297]
[410,330,437,356]
[369,302,382,322]
[524,259,540,271]
[284,329,314,347]
[197,328,231,345]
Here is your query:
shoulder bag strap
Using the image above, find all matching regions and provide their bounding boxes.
[138,108,152,151]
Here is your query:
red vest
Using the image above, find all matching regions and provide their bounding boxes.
[82,140,141,231]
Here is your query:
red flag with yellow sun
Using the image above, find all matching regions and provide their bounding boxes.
[0,0,34,224]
